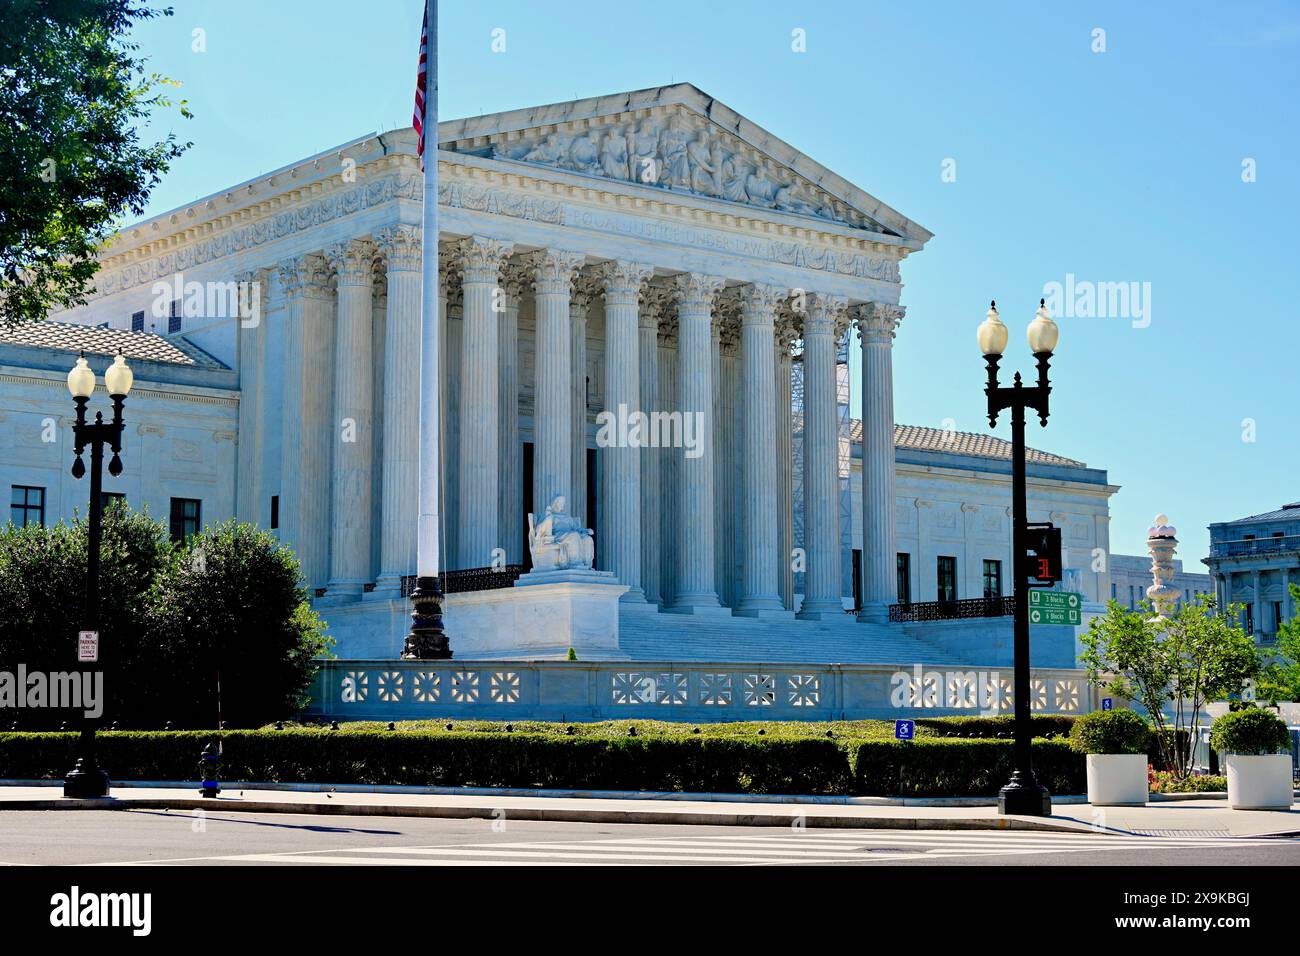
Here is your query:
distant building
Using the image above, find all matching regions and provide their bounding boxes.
[1203,503,1300,644]
[1107,554,1211,613]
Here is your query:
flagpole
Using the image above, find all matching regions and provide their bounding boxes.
[403,0,450,659]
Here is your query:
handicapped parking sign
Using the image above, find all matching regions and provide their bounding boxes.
[894,719,915,741]
[1101,698,1113,711]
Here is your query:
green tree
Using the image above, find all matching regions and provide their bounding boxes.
[0,502,173,727]
[150,522,333,728]
[1258,583,1300,703]
[1079,594,1260,778]
[0,1,191,325]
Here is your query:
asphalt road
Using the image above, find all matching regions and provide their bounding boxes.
[1,809,1298,866]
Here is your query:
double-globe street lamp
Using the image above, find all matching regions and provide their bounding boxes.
[976,300,1059,817]
[62,351,134,799]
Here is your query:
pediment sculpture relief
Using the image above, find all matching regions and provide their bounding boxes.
[472,112,884,232]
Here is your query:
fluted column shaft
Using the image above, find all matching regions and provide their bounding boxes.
[596,261,653,600]
[372,227,423,595]
[638,293,665,604]
[325,239,376,599]
[499,264,528,565]
[527,249,585,513]
[277,253,335,592]
[673,273,725,609]
[776,331,795,610]
[798,294,846,618]
[570,284,593,524]
[455,236,513,569]
[738,285,785,612]
[857,302,904,621]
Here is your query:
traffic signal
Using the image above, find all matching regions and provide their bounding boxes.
[1024,523,1062,585]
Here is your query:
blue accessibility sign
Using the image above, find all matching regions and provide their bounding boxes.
[894,719,915,741]
[1101,698,1113,711]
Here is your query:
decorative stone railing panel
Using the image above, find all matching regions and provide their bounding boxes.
[308,660,1097,723]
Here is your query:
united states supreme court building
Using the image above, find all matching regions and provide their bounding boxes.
[1,86,1119,719]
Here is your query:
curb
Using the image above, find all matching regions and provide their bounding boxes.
[0,793,1096,832]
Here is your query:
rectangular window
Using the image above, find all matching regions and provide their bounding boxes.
[1243,604,1254,635]
[168,300,181,334]
[1111,582,1117,601]
[270,495,279,530]
[100,492,126,511]
[131,310,145,332]
[937,556,957,603]
[1273,601,1284,634]
[169,497,201,542]
[10,485,45,527]
[982,559,1002,599]
[896,553,911,605]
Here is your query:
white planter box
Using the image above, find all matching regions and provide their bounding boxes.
[1086,753,1149,806]
[1225,754,1294,810]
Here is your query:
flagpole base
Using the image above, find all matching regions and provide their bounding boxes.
[402,575,452,660]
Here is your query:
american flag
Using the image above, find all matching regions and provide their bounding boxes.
[413,7,428,165]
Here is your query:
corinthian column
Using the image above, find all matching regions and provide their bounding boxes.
[525,248,585,514]
[324,238,376,601]
[499,261,529,565]
[737,283,787,615]
[455,236,513,569]
[671,272,726,611]
[638,284,669,605]
[372,226,422,598]
[277,253,335,593]
[798,293,847,619]
[856,302,904,621]
[594,260,653,600]
[571,277,597,525]
[776,316,796,610]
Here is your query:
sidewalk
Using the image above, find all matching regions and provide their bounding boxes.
[1,783,1296,836]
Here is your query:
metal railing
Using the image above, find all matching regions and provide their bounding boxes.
[888,596,1016,623]
[1211,535,1300,557]
[399,565,526,598]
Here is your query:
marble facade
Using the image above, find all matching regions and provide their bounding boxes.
[23,85,1117,663]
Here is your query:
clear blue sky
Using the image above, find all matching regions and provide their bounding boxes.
[127,0,1299,564]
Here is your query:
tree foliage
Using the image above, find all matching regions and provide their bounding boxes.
[1258,583,1300,703]
[1079,594,1260,778]
[0,1,191,325]
[0,507,330,728]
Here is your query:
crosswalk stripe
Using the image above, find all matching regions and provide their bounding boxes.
[348,843,877,860]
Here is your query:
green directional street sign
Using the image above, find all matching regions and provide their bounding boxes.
[1027,589,1083,626]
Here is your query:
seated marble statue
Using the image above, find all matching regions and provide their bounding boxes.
[527,495,595,571]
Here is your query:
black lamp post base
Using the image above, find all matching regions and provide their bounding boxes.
[63,759,110,799]
[998,774,1052,816]
[401,575,452,660]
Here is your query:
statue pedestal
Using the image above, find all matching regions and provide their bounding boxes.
[504,570,630,659]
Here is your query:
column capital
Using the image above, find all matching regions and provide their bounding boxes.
[456,235,515,285]
[804,292,849,335]
[740,282,787,325]
[523,248,586,296]
[853,301,906,344]
[672,272,726,314]
[375,225,422,273]
[277,253,332,301]
[501,259,533,301]
[327,238,376,288]
[593,260,654,308]
[571,270,603,315]
[640,281,674,331]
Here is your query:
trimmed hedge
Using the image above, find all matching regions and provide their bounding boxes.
[0,728,1088,798]
[852,739,1086,797]
[914,715,1076,739]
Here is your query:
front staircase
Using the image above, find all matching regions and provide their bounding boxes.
[617,606,988,666]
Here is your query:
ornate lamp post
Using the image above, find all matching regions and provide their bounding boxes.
[62,351,133,799]
[977,300,1059,817]
[1146,514,1181,619]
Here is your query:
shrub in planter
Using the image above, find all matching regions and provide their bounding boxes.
[1210,708,1293,810]
[1070,709,1152,806]
[1069,709,1151,755]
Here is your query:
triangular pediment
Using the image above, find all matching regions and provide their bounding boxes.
[438,84,931,243]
